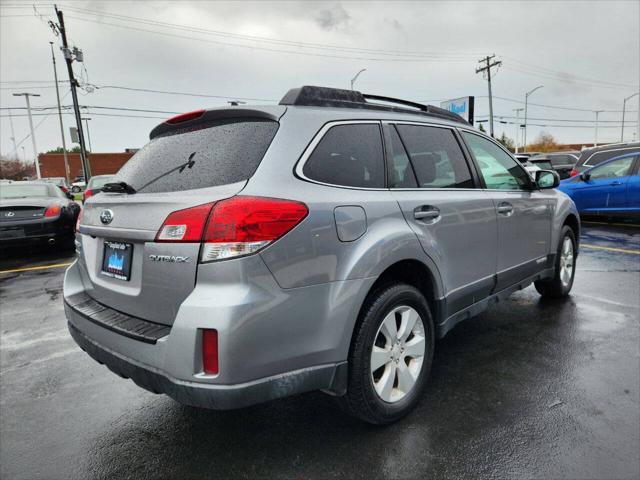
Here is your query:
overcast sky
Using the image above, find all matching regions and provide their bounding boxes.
[1,0,639,161]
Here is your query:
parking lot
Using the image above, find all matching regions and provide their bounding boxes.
[0,222,638,479]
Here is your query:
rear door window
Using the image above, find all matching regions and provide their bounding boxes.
[395,125,474,188]
[114,119,279,193]
[303,123,385,188]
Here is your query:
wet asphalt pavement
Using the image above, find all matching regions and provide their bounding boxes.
[1,223,639,480]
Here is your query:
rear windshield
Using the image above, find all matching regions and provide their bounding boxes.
[87,176,114,189]
[0,184,61,199]
[114,119,279,193]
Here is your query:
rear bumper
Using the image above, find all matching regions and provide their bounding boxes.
[68,321,346,409]
[0,218,74,245]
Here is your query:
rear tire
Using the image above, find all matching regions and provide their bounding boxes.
[534,225,576,298]
[339,283,435,425]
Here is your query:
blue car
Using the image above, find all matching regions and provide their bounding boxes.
[558,152,639,218]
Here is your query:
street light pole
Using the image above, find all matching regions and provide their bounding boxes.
[523,85,543,152]
[12,93,41,179]
[350,68,367,90]
[621,92,639,142]
[7,108,18,159]
[594,110,603,146]
[513,107,524,153]
[82,117,92,152]
[49,41,70,183]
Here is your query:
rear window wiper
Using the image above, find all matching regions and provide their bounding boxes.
[102,181,137,194]
[136,152,197,192]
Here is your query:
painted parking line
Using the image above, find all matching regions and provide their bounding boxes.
[580,244,640,255]
[0,262,73,275]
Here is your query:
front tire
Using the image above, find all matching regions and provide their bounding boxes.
[339,283,435,425]
[535,225,577,298]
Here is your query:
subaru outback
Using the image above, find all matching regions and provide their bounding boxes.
[64,86,579,424]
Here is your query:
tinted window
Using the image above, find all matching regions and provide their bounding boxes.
[0,184,60,199]
[115,119,278,193]
[462,131,531,190]
[584,148,640,167]
[396,125,473,188]
[303,124,385,188]
[388,126,418,188]
[550,154,576,166]
[589,156,635,179]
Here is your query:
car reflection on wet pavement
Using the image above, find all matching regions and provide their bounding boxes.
[1,222,638,479]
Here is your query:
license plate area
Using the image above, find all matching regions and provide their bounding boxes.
[101,241,133,281]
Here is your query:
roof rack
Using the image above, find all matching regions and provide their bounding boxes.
[279,86,468,125]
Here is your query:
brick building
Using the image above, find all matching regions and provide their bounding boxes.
[38,152,135,179]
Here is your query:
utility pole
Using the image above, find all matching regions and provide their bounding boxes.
[53,5,91,181]
[594,110,603,146]
[7,108,18,159]
[621,92,639,142]
[350,68,367,91]
[12,93,41,179]
[475,55,501,138]
[49,41,70,183]
[523,85,544,152]
[513,108,524,153]
[82,117,92,152]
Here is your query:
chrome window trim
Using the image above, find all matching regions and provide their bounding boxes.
[294,120,388,191]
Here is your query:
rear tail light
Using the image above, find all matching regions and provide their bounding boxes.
[83,189,94,202]
[75,209,83,232]
[156,203,214,242]
[202,329,219,375]
[155,196,308,262]
[60,186,69,193]
[44,204,62,218]
[570,169,578,177]
[201,196,308,262]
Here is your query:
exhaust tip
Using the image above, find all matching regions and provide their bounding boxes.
[48,238,56,245]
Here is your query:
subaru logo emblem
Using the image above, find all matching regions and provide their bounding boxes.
[100,209,114,225]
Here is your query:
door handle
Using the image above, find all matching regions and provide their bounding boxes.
[414,206,440,221]
[497,202,514,215]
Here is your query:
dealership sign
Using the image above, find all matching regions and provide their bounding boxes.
[440,96,475,125]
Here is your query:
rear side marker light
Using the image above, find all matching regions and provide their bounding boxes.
[156,203,214,242]
[44,204,62,218]
[202,329,219,375]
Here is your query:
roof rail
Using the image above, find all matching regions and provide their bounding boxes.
[279,86,468,125]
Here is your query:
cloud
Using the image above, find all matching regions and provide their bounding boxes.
[313,4,351,31]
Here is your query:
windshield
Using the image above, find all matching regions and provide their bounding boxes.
[88,176,114,189]
[0,184,60,199]
[113,118,279,193]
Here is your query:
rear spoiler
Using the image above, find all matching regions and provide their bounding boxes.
[149,107,284,140]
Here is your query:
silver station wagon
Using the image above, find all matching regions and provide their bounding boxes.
[64,86,579,424]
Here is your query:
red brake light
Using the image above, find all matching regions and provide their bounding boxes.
[202,329,219,375]
[201,196,308,262]
[60,186,69,193]
[75,209,83,232]
[83,189,93,202]
[570,169,578,177]
[44,204,62,218]
[155,203,214,242]
[166,109,205,124]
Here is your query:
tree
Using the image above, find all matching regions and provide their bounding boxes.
[0,156,36,180]
[497,132,515,152]
[527,131,559,152]
[45,146,82,154]
[478,123,486,133]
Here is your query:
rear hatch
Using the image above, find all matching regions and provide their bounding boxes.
[78,110,282,325]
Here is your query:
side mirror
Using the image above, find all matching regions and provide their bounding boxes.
[535,169,560,189]
[580,172,591,182]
